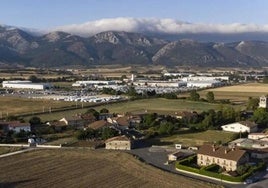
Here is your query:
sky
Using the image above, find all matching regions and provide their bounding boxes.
[1,0,268,29]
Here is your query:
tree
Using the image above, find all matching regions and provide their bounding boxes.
[251,108,268,128]
[237,164,250,175]
[28,75,40,83]
[85,108,99,120]
[202,113,215,130]
[120,75,127,81]
[100,108,109,113]
[127,86,138,96]
[206,91,215,103]
[101,127,118,140]
[158,122,175,135]
[247,97,259,110]
[29,116,41,126]
[189,90,200,101]
[221,106,236,124]
[75,128,97,140]
[5,115,18,121]
[143,113,158,128]
[163,92,177,99]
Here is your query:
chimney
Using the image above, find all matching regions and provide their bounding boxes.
[212,144,216,152]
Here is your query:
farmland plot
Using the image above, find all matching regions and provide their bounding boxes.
[0,149,220,188]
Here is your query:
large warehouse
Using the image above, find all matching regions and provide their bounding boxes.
[2,80,53,90]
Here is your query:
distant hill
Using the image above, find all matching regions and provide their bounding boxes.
[1,25,268,68]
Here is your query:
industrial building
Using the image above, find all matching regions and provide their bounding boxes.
[2,80,53,90]
[72,80,117,87]
[132,80,187,88]
[186,80,223,88]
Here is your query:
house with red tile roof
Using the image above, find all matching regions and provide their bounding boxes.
[105,135,132,150]
[0,121,31,133]
[197,144,249,171]
[86,120,113,130]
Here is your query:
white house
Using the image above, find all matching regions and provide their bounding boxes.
[248,132,268,141]
[221,121,258,133]
[8,122,31,133]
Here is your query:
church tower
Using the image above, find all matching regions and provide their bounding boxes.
[259,95,268,108]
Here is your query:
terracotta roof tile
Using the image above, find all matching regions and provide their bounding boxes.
[197,144,247,161]
[105,135,131,143]
[89,120,112,130]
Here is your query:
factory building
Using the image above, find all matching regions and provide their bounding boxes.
[187,80,223,88]
[2,80,53,90]
[72,80,116,87]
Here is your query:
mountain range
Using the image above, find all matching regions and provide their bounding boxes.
[1,25,268,68]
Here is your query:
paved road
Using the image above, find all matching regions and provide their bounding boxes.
[129,146,248,188]
[245,171,268,188]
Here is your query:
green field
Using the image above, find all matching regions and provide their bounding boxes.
[0,96,79,117]
[159,130,236,147]
[95,98,226,114]
[3,82,268,122]
[24,98,235,122]
[200,82,268,103]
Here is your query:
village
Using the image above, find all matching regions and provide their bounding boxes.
[0,71,268,187]
[0,95,268,185]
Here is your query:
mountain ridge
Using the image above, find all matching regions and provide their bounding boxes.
[1,25,268,68]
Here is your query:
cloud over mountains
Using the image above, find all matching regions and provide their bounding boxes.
[54,17,268,37]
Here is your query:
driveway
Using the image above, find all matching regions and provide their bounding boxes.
[129,146,247,188]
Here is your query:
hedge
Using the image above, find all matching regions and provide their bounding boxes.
[176,157,265,183]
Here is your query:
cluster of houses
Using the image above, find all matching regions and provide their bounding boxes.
[47,112,143,149]
[1,92,268,174]
[168,95,268,172]
[0,111,143,150]
[0,121,31,133]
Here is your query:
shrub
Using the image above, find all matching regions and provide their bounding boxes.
[175,156,264,183]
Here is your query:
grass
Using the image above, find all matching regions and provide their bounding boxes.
[3,82,268,122]
[0,147,23,155]
[160,130,236,147]
[0,149,221,188]
[94,98,229,114]
[24,98,232,122]
[200,82,268,103]
[0,96,78,117]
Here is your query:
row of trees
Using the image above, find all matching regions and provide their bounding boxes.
[75,127,118,140]
[189,90,215,103]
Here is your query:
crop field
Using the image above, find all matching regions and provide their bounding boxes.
[27,98,229,122]
[3,82,267,121]
[200,83,268,103]
[0,147,23,155]
[160,130,236,147]
[0,96,79,117]
[95,98,226,114]
[0,149,220,188]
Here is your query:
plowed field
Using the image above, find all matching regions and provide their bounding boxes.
[0,149,220,188]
